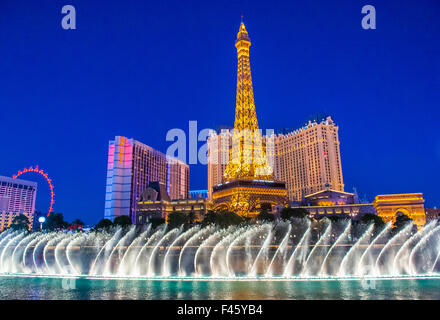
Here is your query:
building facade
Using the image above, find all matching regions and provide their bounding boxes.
[137,182,208,224]
[274,117,344,202]
[189,190,208,199]
[373,193,426,230]
[425,208,440,222]
[207,130,232,199]
[104,136,189,222]
[207,117,345,204]
[0,175,37,231]
[168,157,190,200]
[298,189,375,220]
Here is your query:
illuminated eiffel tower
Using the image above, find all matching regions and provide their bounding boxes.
[212,21,287,217]
[223,22,273,181]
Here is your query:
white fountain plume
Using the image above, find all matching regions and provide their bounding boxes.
[210,226,242,277]
[226,225,261,277]
[375,222,413,275]
[283,220,312,277]
[301,220,332,277]
[408,225,440,275]
[249,224,273,277]
[90,227,123,275]
[148,227,181,277]
[22,233,45,273]
[33,233,54,274]
[338,223,374,276]
[2,218,440,279]
[2,232,26,273]
[392,221,436,275]
[357,222,392,276]
[54,233,76,275]
[11,233,38,273]
[319,220,352,276]
[43,232,68,274]
[0,231,22,272]
[133,225,166,276]
[118,224,151,276]
[66,233,87,275]
[163,225,200,277]
[103,226,137,276]
[266,223,292,277]
[194,226,233,276]
[430,243,440,274]
[0,230,13,243]
[178,226,214,277]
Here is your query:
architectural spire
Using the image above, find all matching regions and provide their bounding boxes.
[234,22,256,131]
[223,22,273,181]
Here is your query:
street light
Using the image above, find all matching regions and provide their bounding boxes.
[38,216,46,231]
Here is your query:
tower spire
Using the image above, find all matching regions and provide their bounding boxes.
[223,22,273,181]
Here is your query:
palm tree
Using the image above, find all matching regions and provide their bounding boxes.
[10,214,30,231]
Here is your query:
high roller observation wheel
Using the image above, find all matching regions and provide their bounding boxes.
[12,165,54,217]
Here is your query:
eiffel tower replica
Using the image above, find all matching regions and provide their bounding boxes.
[212,21,287,218]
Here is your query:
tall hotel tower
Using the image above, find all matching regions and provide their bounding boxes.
[0,176,37,231]
[208,118,344,203]
[274,117,344,202]
[207,131,232,199]
[105,136,189,222]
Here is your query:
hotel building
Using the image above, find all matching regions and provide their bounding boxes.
[0,175,37,231]
[104,136,189,222]
[207,116,344,203]
[207,130,232,199]
[274,116,344,202]
[137,182,208,224]
[297,188,375,219]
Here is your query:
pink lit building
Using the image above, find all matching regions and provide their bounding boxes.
[104,136,189,223]
[0,175,37,231]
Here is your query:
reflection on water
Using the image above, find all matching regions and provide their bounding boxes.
[0,276,439,300]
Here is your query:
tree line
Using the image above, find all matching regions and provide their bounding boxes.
[7,207,416,236]
[94,207,414,235]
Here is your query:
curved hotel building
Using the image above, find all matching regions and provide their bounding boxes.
[104,136,189,223]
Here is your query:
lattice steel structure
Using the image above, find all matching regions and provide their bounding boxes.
[212,22,287,217]
[223,23,273,181]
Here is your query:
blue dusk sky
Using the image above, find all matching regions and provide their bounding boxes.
[1,0,439,225]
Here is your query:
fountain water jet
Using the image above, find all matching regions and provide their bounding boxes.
[283,220,312,277]
[0,219,439,279]
[266,223,292,277]
[320,220,351,276]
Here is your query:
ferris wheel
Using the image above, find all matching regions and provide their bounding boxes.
[13,165,54,217]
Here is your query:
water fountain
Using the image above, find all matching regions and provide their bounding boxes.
[0,218,439,281]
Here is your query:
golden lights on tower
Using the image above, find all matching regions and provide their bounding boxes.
[211,21,287,217]
[223,22,273,181]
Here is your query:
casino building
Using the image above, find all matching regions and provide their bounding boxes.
[104,136,189,223]
[296,187,376,219]
[274,117,344,202]
[0,175,37,231]
[137,182,208,224]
